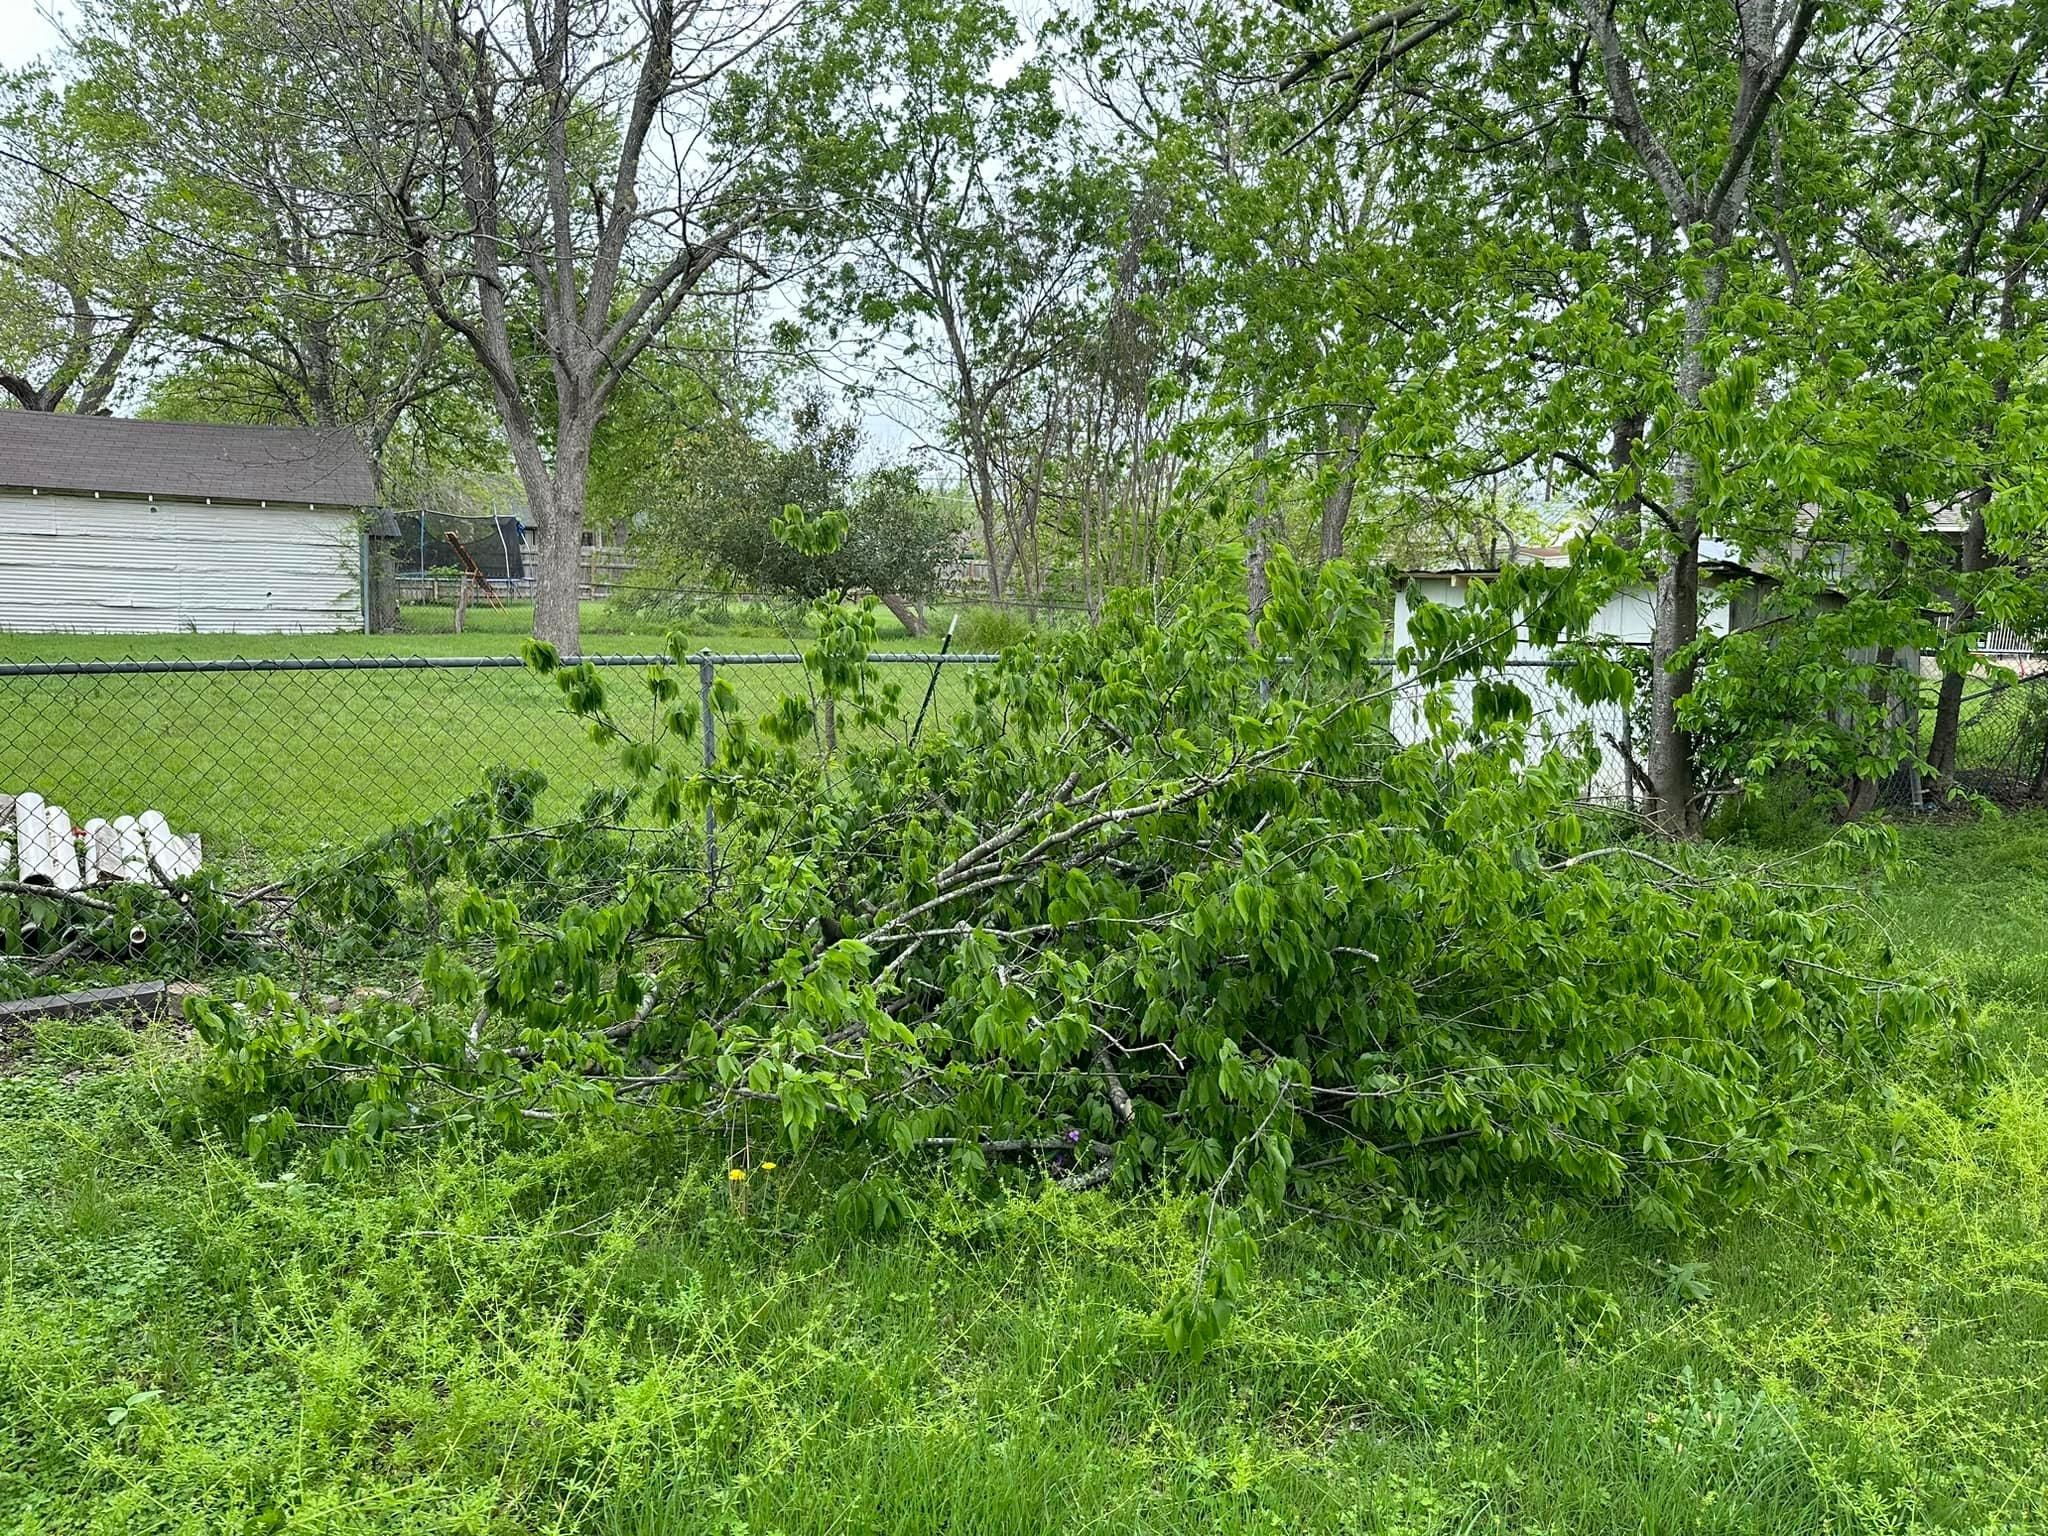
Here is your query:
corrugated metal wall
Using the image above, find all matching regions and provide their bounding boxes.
[0,493,361,634]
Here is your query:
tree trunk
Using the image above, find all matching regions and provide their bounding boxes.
[0,374,63,411]
[1841,645,1898,819]
[1319,414,1363,562]
[513,424,591,656]
[1604,409,1646,548]
[878,593,928,637]
[367,542,401,634]
[1247,465,1273,633]
[972,450,1004,604]
[1320,475,1357,564]
[1645,281,1719,839]
[1647,532,1701,835]
[1927,495,1988,783]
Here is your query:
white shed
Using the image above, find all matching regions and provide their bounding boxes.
[0,413,377,634]
[1388,546,1762,804]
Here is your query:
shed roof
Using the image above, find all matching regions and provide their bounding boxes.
[0,412,378,507]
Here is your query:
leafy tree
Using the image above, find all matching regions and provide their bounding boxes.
[796,0,1108,606]
[1267,0,1830,835]
[255,0,813,653]
[1865,0,2048,784]
[632,401,957,622]
[60,0,491,481]
[1115,0,2010,829]
[0,66,163,413]
[1069,0,1485,580]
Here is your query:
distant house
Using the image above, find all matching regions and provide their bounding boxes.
[0,413,378,634]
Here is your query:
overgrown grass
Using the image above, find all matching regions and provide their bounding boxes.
[1,818,2044,1532]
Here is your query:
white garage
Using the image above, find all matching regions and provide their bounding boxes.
[0,413,378,634]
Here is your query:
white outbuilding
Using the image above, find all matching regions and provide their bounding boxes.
[0,412,379,634]
[1388,543,1772,805]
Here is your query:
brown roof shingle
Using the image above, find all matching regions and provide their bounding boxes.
[0,412,378,507]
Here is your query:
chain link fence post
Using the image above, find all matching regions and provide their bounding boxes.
[699,654,718,891]
[1621,705,1636,813]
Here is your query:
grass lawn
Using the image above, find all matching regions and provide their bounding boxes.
[0,603,967,866]
[1,816,2044,1532]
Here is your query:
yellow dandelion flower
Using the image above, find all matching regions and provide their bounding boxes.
[760,1162,777,1173]
[727,1167,747,1182]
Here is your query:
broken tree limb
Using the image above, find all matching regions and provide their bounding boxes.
[1602,731,1657,798]
[1059,1153,1116,1191]
[0,879,119,914]
[1096,1043,1137,1128]
[27,937,91,978]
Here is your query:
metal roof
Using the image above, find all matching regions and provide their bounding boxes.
[0,412,378,507]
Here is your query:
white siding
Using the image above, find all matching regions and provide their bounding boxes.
[1390,574,1732,653]
[1387,574,1736,804]
[0,492,361,634]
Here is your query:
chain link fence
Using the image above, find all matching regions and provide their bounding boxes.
[0,652,1000,873]
[0,641,1652,881]
[1942,667,2048,803]
[0,643,1650,988]
[1381,656,1642,809]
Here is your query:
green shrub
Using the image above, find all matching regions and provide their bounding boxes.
[953,603,1034,651]
[1707,766,1842,847]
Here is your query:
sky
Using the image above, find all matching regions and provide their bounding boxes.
[0,0,68,69]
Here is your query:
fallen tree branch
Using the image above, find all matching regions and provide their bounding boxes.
[0,879,118,914]
[27,937,91,977]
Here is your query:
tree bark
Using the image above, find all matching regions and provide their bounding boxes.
[1644,279,1720,839]
[966,411,1005,603]
[878,593,929,636]
[1603,409,1646,548]
[1319,413,1363,562]
[1247,459,1274,633]
[1841,645,1898,820]
[525,429,592,656]
[1927,492,1987,783]
[1647,528,1702,835]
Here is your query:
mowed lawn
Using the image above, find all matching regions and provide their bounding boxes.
[0,603,958,865]
[0,817,2043,1533]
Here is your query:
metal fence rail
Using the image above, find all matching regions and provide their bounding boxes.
[0,651,998,868]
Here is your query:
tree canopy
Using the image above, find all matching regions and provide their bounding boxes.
[630,399,958,606]
[3,0,2046,814]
